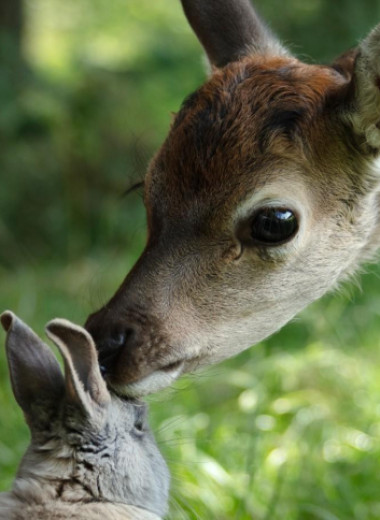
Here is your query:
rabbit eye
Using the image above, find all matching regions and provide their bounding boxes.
[132,421,145,437]
[135,420,144,431]
[131,404,148,437]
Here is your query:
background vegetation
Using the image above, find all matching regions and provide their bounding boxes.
[1,1,380,518]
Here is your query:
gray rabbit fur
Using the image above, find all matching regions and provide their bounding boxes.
[0,312,169,520]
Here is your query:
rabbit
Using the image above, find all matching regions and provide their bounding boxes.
[0,311,170,520]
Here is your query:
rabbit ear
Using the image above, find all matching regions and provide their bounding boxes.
[1,311,64,423]
[46,319,110,418]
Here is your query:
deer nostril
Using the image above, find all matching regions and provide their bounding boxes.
[107,331,127,350]
[97,329,127,353]
[97,327,136,376]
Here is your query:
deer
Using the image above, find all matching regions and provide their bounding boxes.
[0,312,169,520]
[85,0,380,397]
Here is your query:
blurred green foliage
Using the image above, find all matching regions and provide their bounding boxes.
[2,0,380,266]
[1,0,380,518]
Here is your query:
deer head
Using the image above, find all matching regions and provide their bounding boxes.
[85,0,380,396]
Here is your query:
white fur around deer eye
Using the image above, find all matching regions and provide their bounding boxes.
[233,182,311,252]
[236,198,304,245]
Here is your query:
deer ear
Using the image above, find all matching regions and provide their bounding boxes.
[1,311,64,423]
[344,25,380,151]
[46,319,110,418]
[180,0,289,69]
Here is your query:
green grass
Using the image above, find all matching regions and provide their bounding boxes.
[1,251,380,519]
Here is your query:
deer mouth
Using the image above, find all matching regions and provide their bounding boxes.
[161,360,184,372]
[109,359,186,397]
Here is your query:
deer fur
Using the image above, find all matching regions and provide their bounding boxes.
[0,312,169,520]
[85,0,380,397]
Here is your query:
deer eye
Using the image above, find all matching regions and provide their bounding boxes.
[250,207,298,245]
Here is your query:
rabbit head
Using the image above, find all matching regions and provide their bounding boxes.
[1,312,169,518]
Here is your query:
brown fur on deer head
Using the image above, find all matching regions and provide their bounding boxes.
[86,0,380,396]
